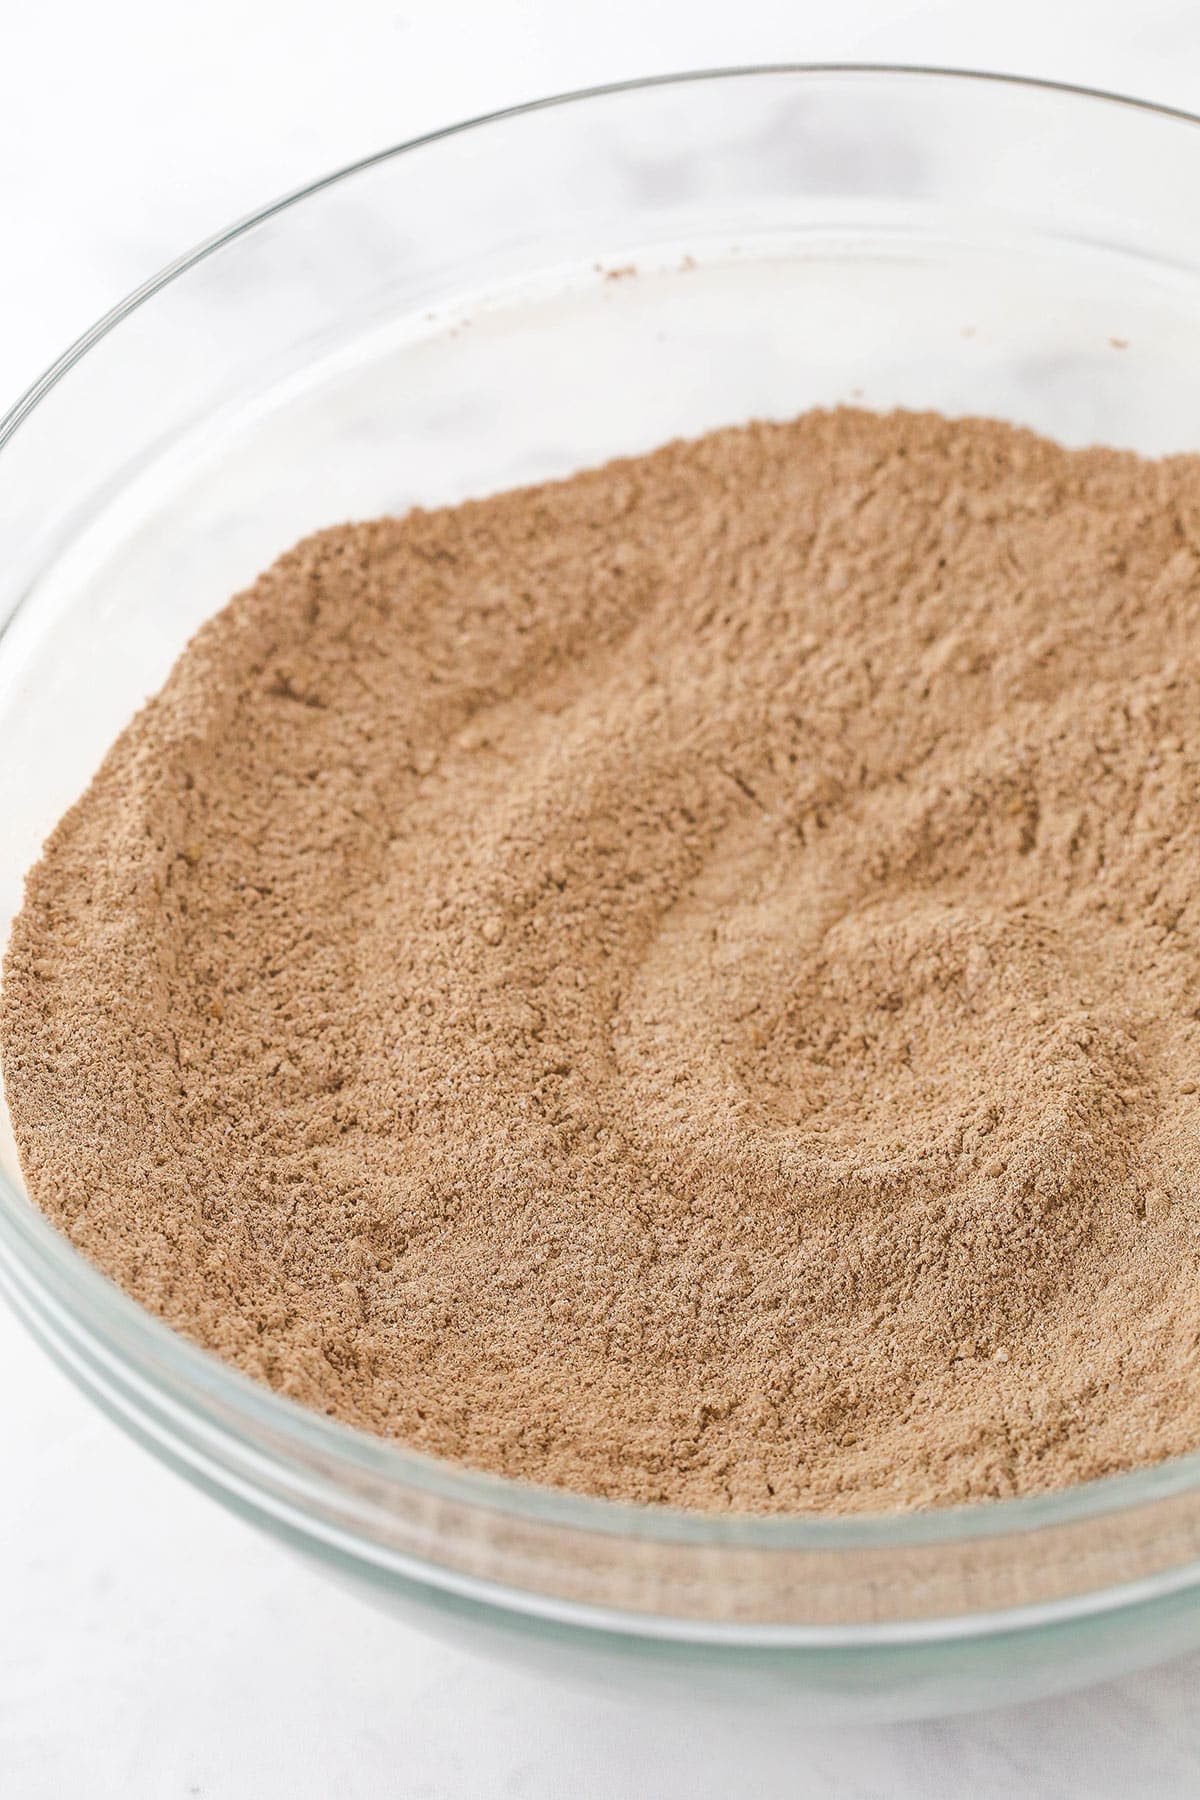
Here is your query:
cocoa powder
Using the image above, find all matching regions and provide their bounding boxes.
[7,405,1200,1513]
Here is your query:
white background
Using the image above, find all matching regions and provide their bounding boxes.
[5,2,1200,1794]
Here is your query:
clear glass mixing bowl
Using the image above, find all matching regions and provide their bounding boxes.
[5,66,1200,1723]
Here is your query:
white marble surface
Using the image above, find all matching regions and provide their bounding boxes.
[5,3,1200,1794]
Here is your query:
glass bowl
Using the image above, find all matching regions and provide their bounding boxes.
[5,66,1200,1724]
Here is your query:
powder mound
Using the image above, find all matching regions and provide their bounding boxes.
[7,405,1200,1513]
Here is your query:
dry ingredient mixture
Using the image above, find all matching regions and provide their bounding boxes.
[7,406,1200,1513]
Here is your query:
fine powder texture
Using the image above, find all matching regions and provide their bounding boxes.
[8,406,1200,1514]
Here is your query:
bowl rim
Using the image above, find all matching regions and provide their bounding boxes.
[5,60,1200,1559]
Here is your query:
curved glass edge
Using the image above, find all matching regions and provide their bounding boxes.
[2,64,1200,1571]
[7,976,1200,1558]
[8,1210,1200,1644]
[4,63,1200,451]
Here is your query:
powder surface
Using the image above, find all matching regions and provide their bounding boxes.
[7,406,1200,1514]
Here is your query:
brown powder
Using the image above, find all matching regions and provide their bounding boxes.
[7,405,1200,1514]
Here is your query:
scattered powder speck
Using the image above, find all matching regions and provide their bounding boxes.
[6,406,1200,1513]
